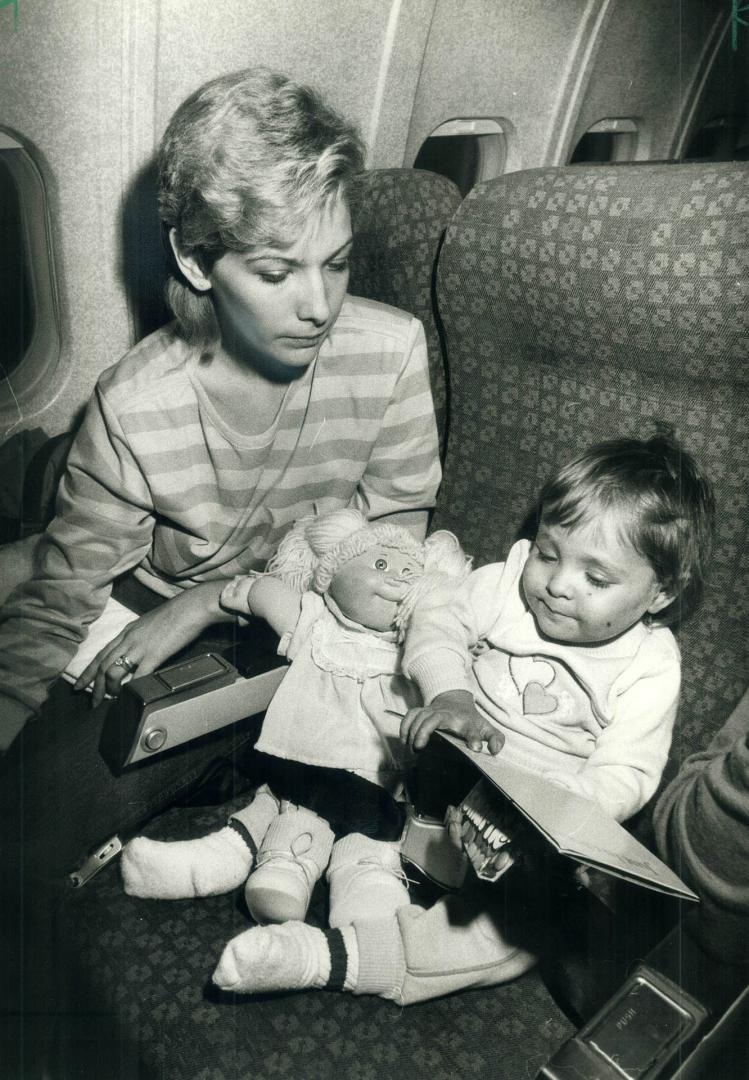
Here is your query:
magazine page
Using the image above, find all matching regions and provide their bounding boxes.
[439,733,698,901]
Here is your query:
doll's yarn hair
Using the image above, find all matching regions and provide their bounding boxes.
[394,530,472,640]
[265,508,424,593]
[265,508,471,639]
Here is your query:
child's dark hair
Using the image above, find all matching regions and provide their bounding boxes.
[537,433,716,627]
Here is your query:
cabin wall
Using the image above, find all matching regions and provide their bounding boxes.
[404,0,731,169]
[404,0,608,172]
[568,0,727,161]
[0,0,438,441]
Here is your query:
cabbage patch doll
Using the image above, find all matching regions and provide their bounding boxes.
[122,509,469,930]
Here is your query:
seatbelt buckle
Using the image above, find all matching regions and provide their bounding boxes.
[68,835,122,888]
[399,805,468,889]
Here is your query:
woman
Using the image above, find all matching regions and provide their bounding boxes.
[0,68,439,744]
[0,68,440,1050]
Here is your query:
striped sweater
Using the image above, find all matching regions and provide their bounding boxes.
[0,295,440,716]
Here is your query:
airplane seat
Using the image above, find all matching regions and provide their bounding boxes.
[0,431,72,603]
[45,162,749,1079]
[40,168,576,1080]
[348,167,462,451]
[431,159,749,1023]
[432,160,748,773]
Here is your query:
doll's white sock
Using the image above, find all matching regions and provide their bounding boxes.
[121,785,280,900]
[213,922,360,995]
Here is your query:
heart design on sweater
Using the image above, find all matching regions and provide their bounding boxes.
[522,680,557,715]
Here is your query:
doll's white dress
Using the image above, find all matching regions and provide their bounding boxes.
[255,593,420,797]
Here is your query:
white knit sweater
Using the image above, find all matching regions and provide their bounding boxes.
[403,540,681,821]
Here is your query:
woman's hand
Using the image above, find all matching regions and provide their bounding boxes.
[219,575,255,615]
[74,581,229,707]
[400,689,505,754]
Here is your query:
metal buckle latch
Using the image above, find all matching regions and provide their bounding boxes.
[68,835,122,888]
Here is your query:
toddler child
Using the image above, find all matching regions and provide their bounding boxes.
[401,432,716,822]
[211,433,716,1003]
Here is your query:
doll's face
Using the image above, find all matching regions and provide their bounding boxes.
[327,546,420,631]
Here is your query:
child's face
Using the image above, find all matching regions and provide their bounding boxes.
[200,194,352,372]
[522,512,672,645]
[328,546,420,631]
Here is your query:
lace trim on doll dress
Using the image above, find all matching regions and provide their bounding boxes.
[309,611,403,682]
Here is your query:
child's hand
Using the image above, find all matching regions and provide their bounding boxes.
[401,690,504,754]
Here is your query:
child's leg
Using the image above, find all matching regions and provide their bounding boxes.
[120,784,281,899]
[214,888,536,1004]
[326,833,411,927]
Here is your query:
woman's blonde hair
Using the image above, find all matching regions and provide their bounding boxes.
[159,67,365,345]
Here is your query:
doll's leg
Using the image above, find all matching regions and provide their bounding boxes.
[120,784,281,899]
[244,803,334,924]
[214,889,535,1003]
[326,834,411,927]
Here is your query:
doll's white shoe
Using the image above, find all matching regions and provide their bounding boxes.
[244,805,334,924]
[326,833,411,928]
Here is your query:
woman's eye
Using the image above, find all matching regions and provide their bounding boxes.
[586,575,611,590]
[258,271,288,285]
[374,558,388,571]
[327,258,350,274]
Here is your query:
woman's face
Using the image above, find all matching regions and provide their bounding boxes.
[205,194,353,372]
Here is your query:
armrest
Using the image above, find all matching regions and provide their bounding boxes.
[99,621,286,771]
[538,911,749,1079]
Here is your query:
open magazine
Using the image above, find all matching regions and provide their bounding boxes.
[438,732,698,901]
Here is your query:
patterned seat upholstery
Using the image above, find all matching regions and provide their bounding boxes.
[348,168,462,449]
[433,162,749,773]
[62,798,572,1080]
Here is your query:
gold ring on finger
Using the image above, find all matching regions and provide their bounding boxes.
[114,654,137,674]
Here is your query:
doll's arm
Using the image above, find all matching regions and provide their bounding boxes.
[220,575,302,638]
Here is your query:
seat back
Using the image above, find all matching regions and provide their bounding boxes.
[432,162,749,768]
[348,168,462,449]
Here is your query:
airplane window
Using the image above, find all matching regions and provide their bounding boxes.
[0,154,33,379]
[570,119,638,164]
[0,130,60,412]
[414,119,505,197]
[683,117,743,161]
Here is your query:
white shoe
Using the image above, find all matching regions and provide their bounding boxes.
[244,806,334,924]
[327,833,411,928]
